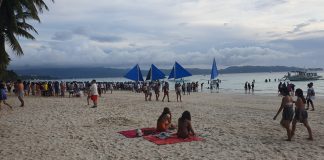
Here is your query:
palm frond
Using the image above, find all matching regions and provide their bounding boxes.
[33,0,54,13]
[15,11,41,22]
[4,31,24,56]
[19,0,40,20]
[0,35,11,70]
[17,21,38,34]
[16,27,36,40]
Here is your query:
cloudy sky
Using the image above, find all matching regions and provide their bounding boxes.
[8,0,324,69]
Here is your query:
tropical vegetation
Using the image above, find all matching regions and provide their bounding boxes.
[0,0,53,77]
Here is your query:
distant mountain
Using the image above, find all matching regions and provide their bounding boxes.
[13,66,323,79]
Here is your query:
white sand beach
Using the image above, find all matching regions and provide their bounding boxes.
[1,91,323,160]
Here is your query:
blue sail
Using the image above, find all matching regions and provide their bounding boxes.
[210,58,219,80]
[124,64,144,81]
[146,64,165,81]
[168,62,192,79]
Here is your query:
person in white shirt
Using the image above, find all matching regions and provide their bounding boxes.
[306,82,315,111]
[90,80,99,108]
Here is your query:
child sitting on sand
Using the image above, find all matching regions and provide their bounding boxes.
[177,111,195,138]
[156,107,175,132]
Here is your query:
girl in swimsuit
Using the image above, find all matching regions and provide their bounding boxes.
[156,107,175,132]
[177,111,195,139]
[273,87,294,141]
[291,88,313,140]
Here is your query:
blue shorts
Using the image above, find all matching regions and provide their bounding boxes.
[18,91,24,98]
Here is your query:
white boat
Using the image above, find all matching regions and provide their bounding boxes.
[283,70,322,81]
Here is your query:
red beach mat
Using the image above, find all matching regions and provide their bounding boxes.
[118,128,157,138]
[143,134,204,145]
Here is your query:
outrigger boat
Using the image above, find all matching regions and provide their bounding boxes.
[283,70,322,81]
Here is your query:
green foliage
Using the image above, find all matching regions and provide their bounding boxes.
[0,0,53,71]
[0,70,19,81]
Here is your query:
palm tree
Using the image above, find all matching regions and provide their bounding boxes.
[0,0,53,71]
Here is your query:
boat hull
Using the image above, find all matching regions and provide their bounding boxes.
[287,76,322,81]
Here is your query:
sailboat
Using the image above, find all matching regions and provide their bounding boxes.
[146,64,165,81]
[124,64,144,81]
[210,58,219,80]
[210,58,219,91]
[168,61,192,80]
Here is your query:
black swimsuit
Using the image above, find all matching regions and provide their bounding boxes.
[282,103,294,121]
[294,109,308,123]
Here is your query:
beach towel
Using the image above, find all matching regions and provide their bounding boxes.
[144,133,204,145]
[118,128,157,138]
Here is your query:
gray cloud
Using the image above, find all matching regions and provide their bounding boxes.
[89,35,123,43]
[8,0,324,69]
[52,31,73,41]
[253,0,287,9]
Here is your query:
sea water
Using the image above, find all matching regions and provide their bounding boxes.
[60,72,324,96]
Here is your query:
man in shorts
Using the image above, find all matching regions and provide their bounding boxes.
[90,80,99,108]
[17,79,24,107]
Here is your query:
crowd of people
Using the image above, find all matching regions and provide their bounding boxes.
[244,81,255,93]
[1,77,319,142]
[0,79,208,110]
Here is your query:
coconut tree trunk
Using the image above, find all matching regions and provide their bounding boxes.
[0,34,10,71]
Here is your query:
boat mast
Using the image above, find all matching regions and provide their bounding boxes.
[137,64,140,82]
[151,64,153,82]
[174,62,176,81]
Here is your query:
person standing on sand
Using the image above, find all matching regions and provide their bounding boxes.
[182,82,186,95]
[0,83,13,110]
[306,82,315,111]
[162,82,170,102]
[89,80,99,108]
[147,83,153,101]
[60,81,65,97]
[17,79,25,107]
[175,83,182,102]
[273,87,294,141]
[291,88,313,140]
[187,83,191,95]
[109,83,113,94]
[154,82,160,101]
